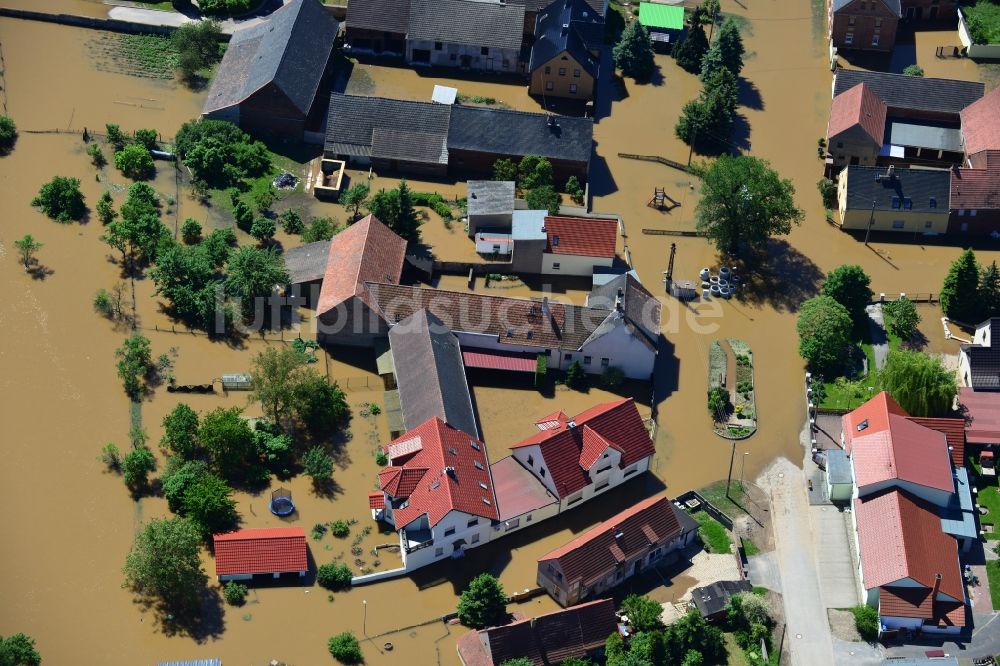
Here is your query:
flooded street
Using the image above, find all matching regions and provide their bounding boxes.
[1,3,999,664]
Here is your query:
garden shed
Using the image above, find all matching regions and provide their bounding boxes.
[825,448,853,501]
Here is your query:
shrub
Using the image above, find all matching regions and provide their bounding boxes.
[32,176,86,222]
[279,208,304,234]
[96,191,116,225]
[134,128,158,149]
[375,450,388,466]
[99,442,122,471]
[602,366,625,388]
[317,562,353,590]
[115,144,156,180]
[883,297,920,340]
[181,218,202,244]
[233,200,253,231]
[303,446,334,484]
[330,520,351,538]
[328,631,363,663]
[0,115,17,154]
[222,580,248,605]
[817,178,837,209]
[707,386,730,417]
[368,403,382,416]
[565,175,585,204]
[903,64,924,77]
[250,217,277,243]
[457,573,507,628]
[105,123,127,151]
[253,184,276,213]
[565,359,587,390]
[851,604,879,642]
[122,446,156,489]
[302,216,337,243]
[88,142,107,167]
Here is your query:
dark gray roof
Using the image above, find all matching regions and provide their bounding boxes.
[448,105,594,164]
[832,0,900,16]
[887,120,964,153]
[325,94,452,162]
[529,0,603,75]
[962,319,1000,390]
[833,70,984,117]
[468,180,516,215]
[691,580,753,618]
[283,239,332,284]
[345,0,411,34]
[843,166,951,213]
[204,0,339,115]
[388,309,479,438]
[588,273,661,348]
[408,0,525,51]
[511,0,607,15]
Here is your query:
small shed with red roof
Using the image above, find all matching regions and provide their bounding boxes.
[540,216,618,276]
[213,527,309,581]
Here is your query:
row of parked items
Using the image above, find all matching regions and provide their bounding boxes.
[699,267,741,300]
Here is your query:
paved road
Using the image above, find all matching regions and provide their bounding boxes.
[866,304,889,371]
[106,1,289,34]
[810,505,859,609]
[761,457,835,666]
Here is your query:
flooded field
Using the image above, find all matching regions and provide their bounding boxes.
[3,4,1000,665]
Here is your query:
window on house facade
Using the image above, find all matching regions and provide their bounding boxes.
[567,493,583,506]
[849,15,856,24]
[444,527,455,536]
[540,468,546,478]
[972,209,978,216]
[552,262,561,270]
[467,518,479,528]
[925,220,933,228]
[624,465,638,477]
[892,220,905,229]
[875,17,882,26]
[527,454,534,466]
[584,355,592,365]
[471,534,480,544]
[871,34,880,46]
[545,65,551,74]
[573,69,581,77]
[526,514,532,522]
[546,81,554,91]
[959,208,966,216]
[434,41,442,50]
[595,481,610,491]
[601,358,610,368]
[845,33,854,45]
[506,518,520,530]
[435,547,444,557]
[559,67,566,76]
[569,84,578,94]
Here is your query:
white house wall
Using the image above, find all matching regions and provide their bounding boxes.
[560,325,656,380]
[400,509,494,571]
[559,458,648,511]
[489,500,560,543]
[513,445,559,496]
[407,40,520,73]
[541,253,613,277]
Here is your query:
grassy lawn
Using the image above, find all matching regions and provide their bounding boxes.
[724,633,751,666]
[133,0,178,10]
[980,485,1000,526]
[988,561,1000,611]
[699,480,752,521]
[693,510,733,554]
[205,148,308,219]
[742,538,761,557]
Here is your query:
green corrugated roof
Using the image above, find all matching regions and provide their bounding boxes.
[639,3,685,30]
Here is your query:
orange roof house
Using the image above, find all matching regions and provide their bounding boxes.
[827,83,888,168]
[213,527,309,581]
[961,87,1000,165]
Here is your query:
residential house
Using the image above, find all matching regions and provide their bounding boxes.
[510,398,656,508]
[537,495,698,606]
[202,0,338,140]
[386,309,479,438]
[836,165,951,233]
[343,0,409,54]
[283,238,332,305]
[512,0,608,36]
[314,214,408,346]
[467,180,517,238]
[959,318,1000,389]
[827,83,887,169]
[212,527,309,581]
[324,94,594,181]
[690,580,753,622]
[456,598,618,666]
[374,417,500,570]
[948,151,1000,235]
[638,3,685,51]
[528,0,603,100]
[540,216,617,276]
[829,0,900,52]
[960,87,1000,168]
[959,387,1000,447]
[833,70,983,124]
[901,0,956,20]
[407,0,524,72]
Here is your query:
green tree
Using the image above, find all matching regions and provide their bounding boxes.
[728,592,771,628]
[707,386,730,418]
[0,633,41,666]
[181,218,202,244]
[817,177,837,209]
[940,248,982,323]
[0,115,17,154]
[620,594,665,632]
[518,156,555,191]
[32,176,86,222]
[302,446,334,485]
[560,659,593,666]
[328,632,363,664]
[565,175,585,203]
[225,245,289,319]
[222,581,248,606]
[605,632,626,665]
[715,17,746,76]
[99,442,122,471]
[526,184,560,215]
[250,217,276,244]
[850,604,879,642]
[233,200,254,231]
[253,186,276,213]
[134,128,158,150]
[148,241,221,330]
[499,660,534,666]
[115,144,155,180]
[368,189,400,229]
[457,573,507,629]
[302,215,337,242]
[295,374,349,436]
[879,350,958,417]
[248,346,305,423]
[883,297,920,340]
[672,10,709,73]
[162,458,211,512]
[116,333,153,398]
[694,155,803,256]
[663,610,726,664]
[254,422,294,475]
[903,64,924,77]
[201,227,236,268]
[198,407,256,479]
[565,359,587,390]
[88,142,107,167]
[122,446,156,490]
[676,66,739,151]
[493,158,518,183]
[681,650,704,666]
[105,123,127,151]
[699,43,725,81]
[980,261,1000,318]
[96,191,117,225]
[613,20,655,81]
[123,517,207,613]
[180,472,238,537]
[341,183,371,222]
[796,296,853,376]
[161,403,201,459]
[394,179,420,242]
[13,235,42,269]
[172,20,223,82]
[317,563,353,590]
[822,264,872,323]
[279,209,304,234]
[175,119,270,188]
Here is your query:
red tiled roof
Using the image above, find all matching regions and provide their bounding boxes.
[844,392,954,494]
[510,398,654,498]
[959,387,1000,445]
[951,151,1000,211]
[961,87,1000,157]
[539,496,687,586]
[491,456,557,521]
[213,527,308,577]
[368,491,385,510]
[853,488,964,602]
[879,587,967,627]
[828,83,887,146]
[579,426,623,470]
[907,417,966,468]
[379,417,499,528]
[544,216,618,258]
[316,215,407,316]
[463,350,537,373]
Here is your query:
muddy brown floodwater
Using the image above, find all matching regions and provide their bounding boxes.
[2,3,1000,665]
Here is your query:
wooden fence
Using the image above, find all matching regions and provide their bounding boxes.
[618,152,697,175]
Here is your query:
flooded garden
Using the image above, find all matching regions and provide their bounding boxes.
[1,0,1000,663]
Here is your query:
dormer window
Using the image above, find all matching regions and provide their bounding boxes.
[552,235,560,246]
[857,419,869,432]
[891,197,901,209]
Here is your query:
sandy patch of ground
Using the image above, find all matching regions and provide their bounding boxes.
[828,608,863,642]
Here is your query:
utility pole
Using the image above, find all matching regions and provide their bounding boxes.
[362,599,368,638]
[725,439,736,499]
[739,451,749,493]
[864,198,876,246]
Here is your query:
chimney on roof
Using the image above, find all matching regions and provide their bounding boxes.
[444,466,456,478]
[615,288,625,312]
[886,165,895,179]
[614,529,624,540]
[933,573,942,598]
[567,420,577,429]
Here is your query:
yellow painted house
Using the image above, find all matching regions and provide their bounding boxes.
[837,165,951,233]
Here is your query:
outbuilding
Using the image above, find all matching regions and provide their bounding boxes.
[213,527,309,581]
